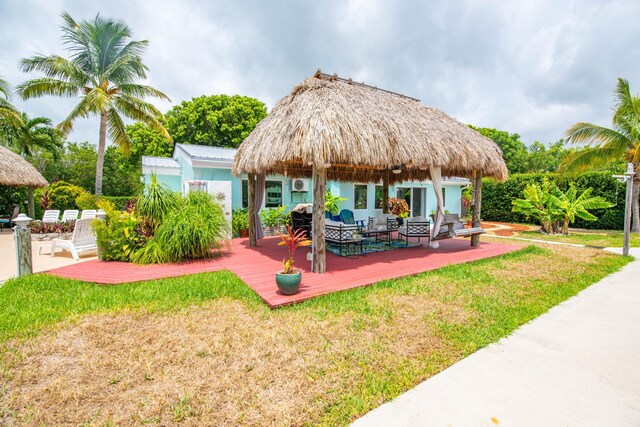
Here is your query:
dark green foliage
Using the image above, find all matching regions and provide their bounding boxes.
[34,181,87,216]
[100,196,136,211]
[0,186,26,217]
[231,208,249,237]
[165,94,267,148]
[482,172,626,229]
[126,122,174,160]
[155,192,229,261]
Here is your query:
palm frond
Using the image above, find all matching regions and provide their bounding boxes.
[0,77,11,100]
[57,93,99,135]
[114,95,171,141]
[106,107,130,151]
[117,83,170,101]
[16,78,81,99]
[558,146,625,175]
[565,122,630,148]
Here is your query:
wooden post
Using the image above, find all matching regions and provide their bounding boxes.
[382,170,390,214]
[312,166,326,273]
[248,173,257,247]
[27,187,35,219]
[14,219,33,277]
[471,170,483,247]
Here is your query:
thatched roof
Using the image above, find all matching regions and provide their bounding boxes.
[0,145,48,187]
[233,71,508,183]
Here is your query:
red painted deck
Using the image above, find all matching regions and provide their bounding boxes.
[47,237,518,308]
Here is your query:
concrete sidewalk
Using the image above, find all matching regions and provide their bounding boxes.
[352,249,640,427]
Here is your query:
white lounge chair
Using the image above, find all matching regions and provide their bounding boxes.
[50,218,97,261]
[80,209,97,219]
[42,210,60,223]
[61,209,79,221]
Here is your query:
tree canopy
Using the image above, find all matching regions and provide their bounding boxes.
[165,94,267,148]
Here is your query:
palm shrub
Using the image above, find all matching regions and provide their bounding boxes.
[135,174,176,230]
[548,186,614,234]
[155,192,229,262]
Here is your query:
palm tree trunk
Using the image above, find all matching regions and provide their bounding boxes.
[632,178,639,233]
[94,111,108,196]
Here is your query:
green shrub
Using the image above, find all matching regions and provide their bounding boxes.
[130,238,169,264]
[232,208,249,237]
[34,181,88,217]
[155,192,229,262]
[94,207,145,262]
[76,192,98,210]
[0,186,26,217]
[482,172,626,230]
[100,196,136,211]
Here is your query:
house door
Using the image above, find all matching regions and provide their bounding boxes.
[412,187,425,217]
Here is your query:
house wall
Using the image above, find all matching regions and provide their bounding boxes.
[143,164,466,219]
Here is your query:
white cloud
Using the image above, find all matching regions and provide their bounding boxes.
[1,0,639,146]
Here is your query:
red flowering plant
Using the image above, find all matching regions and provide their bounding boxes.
[277,226,311,274]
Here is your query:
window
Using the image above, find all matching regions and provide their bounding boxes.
[241,179,248,208]
[375,185,384,209]
[265,180,283,208]
[354,184,368,210]
[442,187,446,207]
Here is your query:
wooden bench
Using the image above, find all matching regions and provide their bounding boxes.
[431,213,485,241]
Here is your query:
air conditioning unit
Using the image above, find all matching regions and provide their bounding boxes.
[291,178,310,192]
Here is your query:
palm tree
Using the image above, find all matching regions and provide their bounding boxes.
[549,186,614,234]
[561,78,640,232]
[0,76,20,124]
[0,112,63,159]
[16,12,171,195]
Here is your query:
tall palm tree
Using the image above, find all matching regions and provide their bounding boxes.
[0,112,63,159]
[16,12,171,195]
[560,78,640,232]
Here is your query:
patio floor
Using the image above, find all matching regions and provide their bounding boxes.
[46,237,519,308]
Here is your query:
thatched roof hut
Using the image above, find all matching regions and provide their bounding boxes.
[0,145,47,187]
[233,71,508,183]
[233,71,507,274]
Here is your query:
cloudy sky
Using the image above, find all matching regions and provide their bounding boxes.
[1,0,639,147]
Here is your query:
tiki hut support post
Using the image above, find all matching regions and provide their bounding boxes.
[312,166,327,273]
[382,170,390,214]
[471,170,483,247]
[27,187,35,219]
[248,173,256,246]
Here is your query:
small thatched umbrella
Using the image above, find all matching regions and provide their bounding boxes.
[233,71,508,273]
[0,144,48,218]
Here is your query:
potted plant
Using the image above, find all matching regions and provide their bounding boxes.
[275,226,311,295]
[232,208,250,238]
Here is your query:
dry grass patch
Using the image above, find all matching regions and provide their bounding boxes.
[0,243,630,426]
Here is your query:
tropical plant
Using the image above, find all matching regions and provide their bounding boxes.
[75,192,98,210]
[94,207,144,262]
[130,238,169,264]
[0,76,19,124]
[388,197,409,217]
[155,192,229,261]
[231,208,249,237]
[548,186,614,234]
[35,181,87,212]
[277,226,311,274]
[17,12,171,196]
[561,78,640,232]
[260,205,289,227]
[512,183,560,234]
[135,174,176,230]
[325,190,347,215]
[0,112,62,159]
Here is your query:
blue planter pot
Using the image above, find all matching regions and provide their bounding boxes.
[275,270,302,295]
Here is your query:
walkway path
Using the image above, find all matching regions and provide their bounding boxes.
[352,248,640,427]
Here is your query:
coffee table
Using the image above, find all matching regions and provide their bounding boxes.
[361,229,393,245]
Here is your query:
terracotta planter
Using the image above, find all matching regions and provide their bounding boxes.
[275,270,302,295]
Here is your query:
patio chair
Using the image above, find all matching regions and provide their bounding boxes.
[325,221,363,257]
[49,218,97,261]
[339,209,366,229]
[61,209,79,222]
[291,211,312,238]
[42,210,60,223]
[80,209,97,219]
[398,219,431,246]
[0,205,20,232]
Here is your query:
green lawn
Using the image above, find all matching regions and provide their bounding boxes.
[0,244,632,426]
[516,229,640,247]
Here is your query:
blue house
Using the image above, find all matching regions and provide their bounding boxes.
[142,143,469,222]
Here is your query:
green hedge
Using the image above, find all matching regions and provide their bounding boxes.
[482,172,626,230]
[0,186,27,217]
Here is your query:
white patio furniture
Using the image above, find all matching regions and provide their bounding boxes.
[80,209,97,219]
[61,209,79,221]
[49,218,97,261]
[42,210,60,223]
